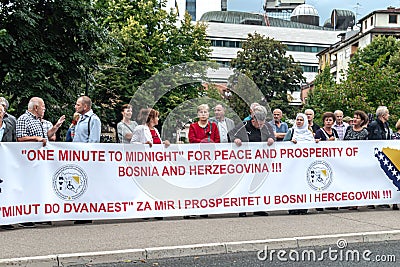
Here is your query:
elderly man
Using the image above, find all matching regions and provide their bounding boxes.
[333,110,349,140]
[269,108,288,141]
[0,104,17,230]
[367,106,392,209]
[0,97,17,124]
[15,97,65,228]
[368,106,391,140]
[304,108,320,135]
[243,102,260,122]
[0,97,16,142]
[73,96,101,143]
[229,105,275,217]
[209,104,235,143]
[17,97,65,146]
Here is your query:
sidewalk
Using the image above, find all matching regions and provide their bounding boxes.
[1,208,400,266]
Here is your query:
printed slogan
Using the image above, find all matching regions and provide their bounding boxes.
[0,141,399,224]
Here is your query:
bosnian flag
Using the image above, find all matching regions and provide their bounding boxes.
[375,147,400,191]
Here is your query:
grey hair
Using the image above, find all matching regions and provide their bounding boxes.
[250,102,260,111]
[252,105,267,121]
[376,106,388,118]
[28,97,43,110]
[304,108,314,116]
[197,104,209,112]
[0,97,9,110]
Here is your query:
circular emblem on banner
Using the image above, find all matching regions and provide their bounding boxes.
[306,161,333,191]
[52,165,88,200]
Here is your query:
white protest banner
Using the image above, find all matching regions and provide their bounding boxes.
[0,140,399,224]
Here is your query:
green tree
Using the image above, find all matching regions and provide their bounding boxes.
[306,36,400,127]
[305,66,343,122]
[0,0,107,125]
[350,35,400,68]
[230,33,305,118]
[92,0,212,129]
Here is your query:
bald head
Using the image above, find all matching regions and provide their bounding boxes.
[27,97,46,118]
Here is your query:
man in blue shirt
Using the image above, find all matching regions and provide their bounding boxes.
[243,102,260,122]
[72,96,101,224]
[73,96,101,143]
[268,109,288,142]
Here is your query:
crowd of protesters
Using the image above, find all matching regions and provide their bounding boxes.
[1,95,399,229]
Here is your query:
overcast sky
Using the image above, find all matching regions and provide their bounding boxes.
[228,0,399,25]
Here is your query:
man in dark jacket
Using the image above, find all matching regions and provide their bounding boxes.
[0,99,16,230]
[228,105,275,217]
[229,105,275,146]
[367,106,393,209]
[367,106,391,140]
[0,102,16,142]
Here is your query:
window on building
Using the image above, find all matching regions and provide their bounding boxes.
[364,20,367,29]
[216,61,231,68]
[302,65,318,72]
[389,14,398,24]
[370,17,373,26]
[186,0,196,21]
[210,39,242,48]
[286,45,326,53]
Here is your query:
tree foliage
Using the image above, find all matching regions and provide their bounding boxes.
[0,0,107,124]
[349,35,400,68]
[91,0,212,129]
[230,33,305,119]
[0,0,213,140]
[306,36,400,127]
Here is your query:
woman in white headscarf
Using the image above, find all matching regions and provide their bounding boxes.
[284,113,316,215]
[283,113,315,143]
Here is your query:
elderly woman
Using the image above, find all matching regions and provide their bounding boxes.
[284,113,315,143]
[343,110,369,141]
[117,104,138,144]
[314,112,339,141]
[342,110,369,211]
[185,104,220,219]
[392,119,400,140]
[131,108,169,147]
[284,113,316,215]
[189,104,220,144]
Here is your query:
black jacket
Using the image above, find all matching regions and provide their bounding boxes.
[1,113,17,142]
[367,119,391,140]
[228,121,275,143]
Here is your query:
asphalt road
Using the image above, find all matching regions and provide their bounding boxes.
[2,208,400,266]
[70,240,400,267]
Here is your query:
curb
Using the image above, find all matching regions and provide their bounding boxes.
[2,230,400,266]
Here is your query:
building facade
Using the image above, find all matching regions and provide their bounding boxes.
[165,0,226,21]
[264,0,305,21]
[317,7,400,83]
[200,9,342,104]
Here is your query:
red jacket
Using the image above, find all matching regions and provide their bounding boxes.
[189,121,220,143]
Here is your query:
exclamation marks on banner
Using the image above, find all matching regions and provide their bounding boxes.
[271,163,282,172]
[382,190,392,199]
